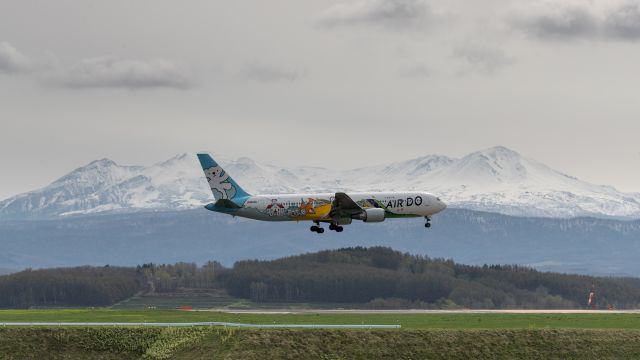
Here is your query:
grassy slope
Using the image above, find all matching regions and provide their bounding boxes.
[2,309,640,329]
[180,329,640,360]
[110,289,359,310]
[0,327,161,360]
[2,327,640,359]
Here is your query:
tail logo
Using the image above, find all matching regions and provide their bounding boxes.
[204,166,236,200]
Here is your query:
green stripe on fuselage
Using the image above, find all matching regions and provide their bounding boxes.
[384,213,421,218]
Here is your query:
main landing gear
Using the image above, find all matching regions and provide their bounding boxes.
[424,216,432,228]
[310,221,344,233]
[310,221,325,234]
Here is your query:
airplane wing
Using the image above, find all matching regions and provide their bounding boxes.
[330,192,364,218]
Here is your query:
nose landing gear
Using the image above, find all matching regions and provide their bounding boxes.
[424,216,432,228]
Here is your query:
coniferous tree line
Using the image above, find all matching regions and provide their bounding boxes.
[0,266,141,308]
[0,262,227,308]
[223,247,640,309]
[1,247,639,309]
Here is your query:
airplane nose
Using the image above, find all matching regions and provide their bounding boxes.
[437,199,447,212]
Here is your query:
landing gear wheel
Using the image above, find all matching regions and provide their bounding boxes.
[425,222,431,228]
[336,226,344,232]
[317,227,325,234]
[329,224,336,231]
[310,225,319,232]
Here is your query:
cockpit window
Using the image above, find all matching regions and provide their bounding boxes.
[436,197,441,201]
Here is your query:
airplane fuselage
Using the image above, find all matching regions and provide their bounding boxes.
[205,191,445,223]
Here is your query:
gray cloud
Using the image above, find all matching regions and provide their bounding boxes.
[453,45,516,74]
[318,0,432,29]
[512,4,598,40]
[242,64,303,83]
[603,2,640,40]
[0,41,31,74]
[512,1,640,42]
[48,56,191,89]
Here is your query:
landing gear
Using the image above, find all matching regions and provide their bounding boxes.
[424,216,432,228]
[310,221,325,234]
[329,224,344,232]
[310,225,324,233]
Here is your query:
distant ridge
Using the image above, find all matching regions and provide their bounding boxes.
[1,146,640,220]
[2,208,640,276]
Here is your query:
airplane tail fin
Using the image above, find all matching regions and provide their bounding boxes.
[197,153,251,202]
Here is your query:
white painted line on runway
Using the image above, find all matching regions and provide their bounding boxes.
[0,322,400,329]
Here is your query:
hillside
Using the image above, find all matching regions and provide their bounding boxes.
[2,146,640,219]
[223,247,640,309]
[1,247,639,309]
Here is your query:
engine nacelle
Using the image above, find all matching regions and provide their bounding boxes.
[353,208,385,223]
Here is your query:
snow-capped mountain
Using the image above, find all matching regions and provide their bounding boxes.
[2,146,640,220]
[421,147,640,218]
[0,154,210,219]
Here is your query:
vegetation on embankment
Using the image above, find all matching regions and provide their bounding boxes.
[0,327,208,360]
[2,327,640,359]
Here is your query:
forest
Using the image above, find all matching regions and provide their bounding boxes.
[0,266,141,308]
[223,247,640,309]
[1,247,639,309]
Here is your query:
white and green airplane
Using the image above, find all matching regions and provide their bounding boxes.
[198,153,447,233]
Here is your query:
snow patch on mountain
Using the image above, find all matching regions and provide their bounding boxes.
[1,146,640,219]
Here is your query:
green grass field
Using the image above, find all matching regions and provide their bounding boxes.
[3,310,640,359]
[110,289,360,311]
[2,309,640,329]
[2,327,640,359]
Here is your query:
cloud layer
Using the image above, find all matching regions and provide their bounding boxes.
[603,2,640,40]
[512,0,640,41]
[0,42,31,74]
[318,0,432,28]
[49,57,192,89]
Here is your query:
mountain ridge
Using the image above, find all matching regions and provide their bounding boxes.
[2,146,639,220]
[2,208,640,276]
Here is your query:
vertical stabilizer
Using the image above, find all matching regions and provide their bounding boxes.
[197,153,251,202]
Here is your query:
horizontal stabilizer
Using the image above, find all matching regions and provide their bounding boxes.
[214,198,242,209]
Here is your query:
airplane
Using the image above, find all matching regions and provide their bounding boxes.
[197,153,447,233]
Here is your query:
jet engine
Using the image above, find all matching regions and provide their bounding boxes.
[353,208,385,223]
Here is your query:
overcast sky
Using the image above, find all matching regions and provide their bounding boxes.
[2,0,640,200]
